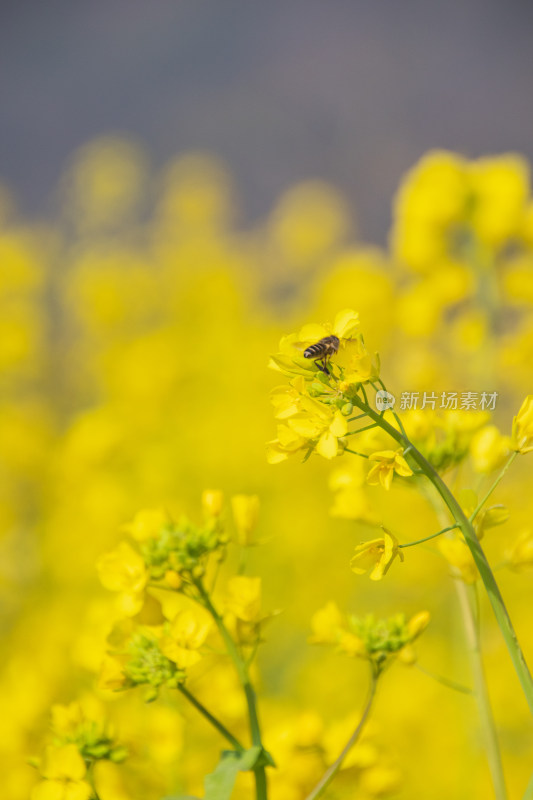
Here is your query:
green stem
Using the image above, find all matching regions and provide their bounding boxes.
[238,547,248,575]
[399,524,459,549]
[351,395,533,716]
[345,422,378,435]
[304,667,377,800]
[376,378,408,437]
[398,524,459,547]
[343,448,369,458]
[469,452,518,523]
[415,663,472,695]
[87,761,102,800]
[178,684,245,751]
[196,580,268,800]
[522,767,533,800]
[455,582,507,799]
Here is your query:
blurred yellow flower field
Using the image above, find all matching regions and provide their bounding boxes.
[2,139,533,799]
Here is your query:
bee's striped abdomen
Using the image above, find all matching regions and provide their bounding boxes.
[304,335,340,360]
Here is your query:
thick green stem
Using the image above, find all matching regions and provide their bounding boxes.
[304,667,377,800]
[455,582,507,799]
[196,580,268,800]
[351,395,533,716]
[178,684,244,751]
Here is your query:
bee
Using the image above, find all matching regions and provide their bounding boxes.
[303,335,339,375]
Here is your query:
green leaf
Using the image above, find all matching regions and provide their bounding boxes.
[204,747,261,800]
[161,796,200,799]
[256,748,276,768]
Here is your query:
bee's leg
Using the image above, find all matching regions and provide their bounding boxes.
[316,357,330,375]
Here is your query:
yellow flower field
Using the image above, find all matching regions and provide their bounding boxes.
[2,139,533,799]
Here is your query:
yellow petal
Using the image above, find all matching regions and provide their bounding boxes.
[393,454,413,476]
[366,463,381,486]
[266,443,290,464]
[309,602,343,643]
[31,781,65,800]
[160,639,202,668]
[41,745,86,782]
[98,656,128,691]
[408,610,431,638]
[202,490,224,517]
[226,576,262,622]
[332,308,359,339]
[122,508,168,541]
[97,542,147,594]
[316,430,338,459]
[32,781,65,800]
[299,322,329,342]
[64,783,92,800]
[330,409,348,437]
[380,465,394,490]
[232,494,260,545]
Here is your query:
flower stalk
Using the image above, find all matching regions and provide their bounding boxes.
[455,582,507,800]
[304,665,378,800]
[177,684,245,752]
[195,579,268,800]
[350,393,533,716]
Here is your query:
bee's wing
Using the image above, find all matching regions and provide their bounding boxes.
[291,339,311,353]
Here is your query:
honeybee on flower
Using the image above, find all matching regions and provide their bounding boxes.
[269,308,361,379]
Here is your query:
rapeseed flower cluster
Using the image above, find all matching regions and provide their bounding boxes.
[30,700,127,800]
[310,602,430,673]
[3,140,533,799]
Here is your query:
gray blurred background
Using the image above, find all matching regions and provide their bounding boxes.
[1,0,533,243]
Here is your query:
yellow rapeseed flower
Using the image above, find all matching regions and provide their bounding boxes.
[506,529,533,571]
[201,489,224,517]
[269,309,359,378]
[467,155,529,247]
[224,576,276,646]
[470,425,511,473]
[366,449,413,490]
[329,461,381,524]
[350,529,404,580]
[266,422,309,464]
[161,607,211,668]
[231,494,260,546]
[308,601,343,644]
[512,395,533,453]
[297,308,360,348]
[225,576,262,623]
[122,508,169,541]
[334,336,380,385]
[97,542,147,594]
[32,744,92,800]
[268,393,348,461]
[98,655,129,691]
[439,536,478,583]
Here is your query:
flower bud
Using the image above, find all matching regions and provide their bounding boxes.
[512,395,533,454]
[202,489,224,517]
[164,570,182,589]
[231,494,260,546]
